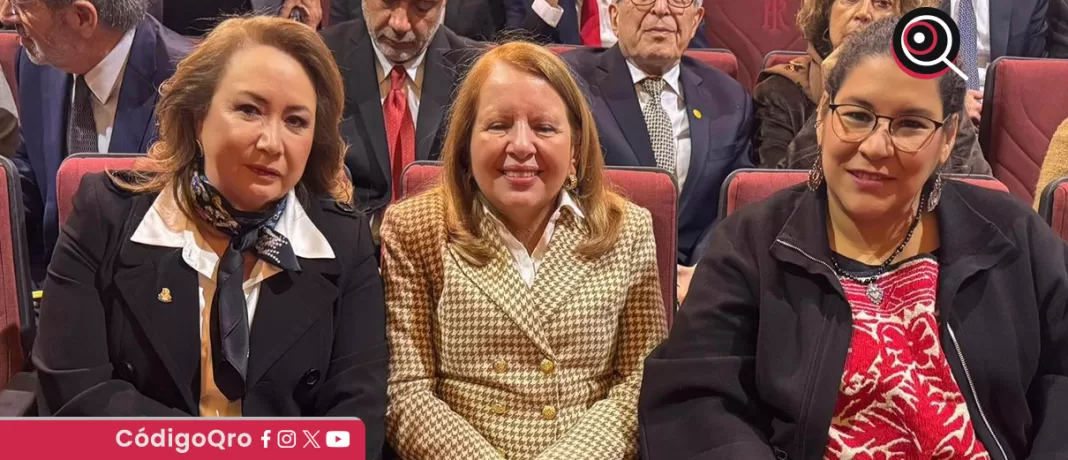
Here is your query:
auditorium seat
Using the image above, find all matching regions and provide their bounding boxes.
[0,155,36,417]
[401,161,680,324]
[0,31,19,106]
[1038,176,1068,241]
[701,0,806,89]
[718,169,1010,217]
[762,50,806,71]
[979,57,1068,203]
[56,153,141,226]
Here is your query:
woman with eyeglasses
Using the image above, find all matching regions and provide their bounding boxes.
[752,0,989,176]
[637,17,1068,460]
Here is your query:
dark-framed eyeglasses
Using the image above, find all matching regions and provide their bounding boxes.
[828,103,950,153]
[629,0,697,10]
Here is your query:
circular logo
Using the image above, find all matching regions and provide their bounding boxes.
[892,7,962,80]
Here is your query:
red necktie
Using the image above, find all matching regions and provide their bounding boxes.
[579,0,601,47]
[384,66,416,202]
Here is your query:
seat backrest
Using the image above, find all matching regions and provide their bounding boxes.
[0,31,19,106]
[401,162,679,325]
[701,0,806,89]
[718,169,1010,217]
[683,48,738,81]
[1039,176,1068,241]
[0,156,34,390]
[549,44,578,55]
[980,57,1068,203]
[762,50,806,71]
[56,153,141,226]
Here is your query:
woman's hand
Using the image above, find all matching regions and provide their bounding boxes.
[678,264,696,304]
[280,0,323,28]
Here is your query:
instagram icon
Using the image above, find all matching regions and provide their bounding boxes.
[277,430,297,449]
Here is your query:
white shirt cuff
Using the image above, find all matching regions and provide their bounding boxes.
[532,0,564,28]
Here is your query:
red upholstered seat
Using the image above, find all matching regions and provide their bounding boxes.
[718,169,1009,217]
[56,153,142,226]
[701,0,806,89]
[0,156,33,391]
[1039,177,1068,242]
[683,48,738,81]
[980,57,1068,203]
[0,31,19,106]
[401,162,679,325]
[762,50,806,70]
[549,44,578,55]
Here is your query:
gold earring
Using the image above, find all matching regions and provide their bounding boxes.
[565,174,578,191]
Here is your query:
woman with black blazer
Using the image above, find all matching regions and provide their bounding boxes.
[32,16,387,455]
[639,17,1068,460]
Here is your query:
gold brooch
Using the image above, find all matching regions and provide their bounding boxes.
[158,288,172,303]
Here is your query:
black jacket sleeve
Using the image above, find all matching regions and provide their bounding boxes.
[752,76,812,169]
[318,207,389,460]
[33,175,188,416]
[1049,0,1068,58]
[638,218,777,460]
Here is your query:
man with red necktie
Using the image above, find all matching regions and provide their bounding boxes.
[322,0,485,242]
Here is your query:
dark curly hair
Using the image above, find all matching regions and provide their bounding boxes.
[797,0,933,58]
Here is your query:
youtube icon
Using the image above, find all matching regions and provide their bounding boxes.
[326,431,350,448]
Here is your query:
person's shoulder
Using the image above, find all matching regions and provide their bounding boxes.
[385,190,445,227]
[680,55,749,101]
[142,16,195,63]
[619,200,653,232]
[716,183,808,246]
[752,71,808,105]
[947,179,1038,227]
[560,46,607,76]
[441,26,487,51]
[321,17,368,51]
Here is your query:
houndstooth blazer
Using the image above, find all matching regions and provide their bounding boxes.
[381,190,667,460]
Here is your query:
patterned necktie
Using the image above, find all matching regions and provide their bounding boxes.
[190,173,300,402]
[67,75,97,156]
[640,77,677,174]
[957,0,981,90]
[384,66,415,201]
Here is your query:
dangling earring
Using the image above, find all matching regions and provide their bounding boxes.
[565,174,578,192]
[807,149,824,191]
[195,139,205,158]
[924,169,944,212]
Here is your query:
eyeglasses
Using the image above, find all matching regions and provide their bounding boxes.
[629,0,696,10]
[828,103,949,153]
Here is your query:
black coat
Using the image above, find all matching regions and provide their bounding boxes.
[321,19,484,216]
[638,181,1068,459]
[33,173,388,458]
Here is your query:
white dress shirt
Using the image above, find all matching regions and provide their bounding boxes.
[482,191,585,287]
[627,61,693,192]
[951,0,991,87]
[76,28,136,153]
[531,0,616,47]
[130,187,335,416]
[372,42,427,128]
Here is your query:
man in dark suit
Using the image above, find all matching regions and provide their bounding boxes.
[940,0,1049,123]
[507,0,711,48]
[563,0,753,302]
[322,0,482,231]
[1,0,192,282]
[329,0,504,41]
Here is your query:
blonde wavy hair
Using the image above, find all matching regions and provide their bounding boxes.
[113,16,352,219]
[797,0,935,57]
[434,41,626,266]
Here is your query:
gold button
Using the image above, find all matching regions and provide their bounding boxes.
[541,405,557,420]
[539,358,556,375]
[493,359,508,373]
[490,403,508,415]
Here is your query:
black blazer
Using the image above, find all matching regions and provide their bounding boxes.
[322,19,484,215]
[988,0,1049,59]
[638,181,1068,460]
[328,0,503,41]
[33,174,388,458]
[562,46,754,266]
[1050,0,1068,58]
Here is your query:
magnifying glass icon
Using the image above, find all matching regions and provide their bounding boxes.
[900,14,969,81]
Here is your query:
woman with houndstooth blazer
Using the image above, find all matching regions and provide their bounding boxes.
[379,41,668,460]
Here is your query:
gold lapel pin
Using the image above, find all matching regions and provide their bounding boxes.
[693,109,703,119]
[158,288,172,304]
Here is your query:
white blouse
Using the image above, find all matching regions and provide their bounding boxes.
[481,191,586,287]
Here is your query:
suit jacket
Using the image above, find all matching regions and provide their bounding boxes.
[328,0,503,41]
[34,173,389,457]
[380,191,667,460]
[13,16,192,282]
[322,19,484,215]
[977,0,1049,59]
[514,0,712,48]
[563,46,754,266]
[1050,0,1068,58]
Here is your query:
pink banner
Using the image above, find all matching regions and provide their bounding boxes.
[0,418,365,459]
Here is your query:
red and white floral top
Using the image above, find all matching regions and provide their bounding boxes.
[825,255,990,459]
